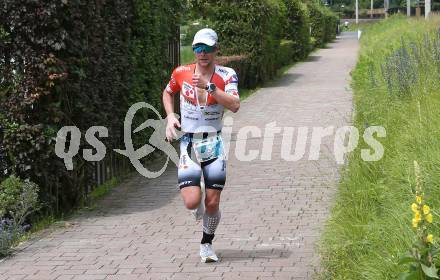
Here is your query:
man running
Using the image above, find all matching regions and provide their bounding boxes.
[162,28,240,263]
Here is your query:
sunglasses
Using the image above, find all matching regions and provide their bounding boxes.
[192,44,216,54]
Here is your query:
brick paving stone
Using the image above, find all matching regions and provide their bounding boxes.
[0,32,359,279]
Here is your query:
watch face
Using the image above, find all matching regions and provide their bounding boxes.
[209,83,216,90]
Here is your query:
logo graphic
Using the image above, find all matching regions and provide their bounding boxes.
[114,102,183,178]
[227,74,238,84]
[182,82,195,99]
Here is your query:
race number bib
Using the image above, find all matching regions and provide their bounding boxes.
[192,135,224,162]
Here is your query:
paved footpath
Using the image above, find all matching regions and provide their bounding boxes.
[0,33,359,280]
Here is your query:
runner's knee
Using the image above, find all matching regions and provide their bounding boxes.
[183,198,201,210]
[182,190,202,210]
[205,197,220,213]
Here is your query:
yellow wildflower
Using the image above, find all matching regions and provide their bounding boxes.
[426,213,433,223]
[416,196,423,204]
[415,211,422,222]
[423,205,430,215]
[411,203,419,213]
[427,234,434,243]
[412,218,419,228]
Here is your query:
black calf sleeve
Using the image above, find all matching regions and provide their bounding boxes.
[201,232,215,244]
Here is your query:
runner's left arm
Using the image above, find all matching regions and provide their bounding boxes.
[213,69,240,113]
[210,88,240,113]
[192,70,240,113]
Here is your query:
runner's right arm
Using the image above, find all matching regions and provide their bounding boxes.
[162,89,180,142]
[163,68,182,142]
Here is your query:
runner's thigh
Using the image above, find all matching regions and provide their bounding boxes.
[202,156,226,190]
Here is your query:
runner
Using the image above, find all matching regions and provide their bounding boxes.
[162,28,240,263]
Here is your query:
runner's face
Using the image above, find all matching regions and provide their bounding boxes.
[194,47,217,67]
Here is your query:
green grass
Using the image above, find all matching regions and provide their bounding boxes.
[318,15,440,280]
[88,177,120,201]
[180,45,195,65]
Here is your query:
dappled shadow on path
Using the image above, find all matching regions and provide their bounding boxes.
[217,249,292,262]
[264,72,303,89]
[306,55,322,61]
[338,31,358,39]
[75,154,180,219]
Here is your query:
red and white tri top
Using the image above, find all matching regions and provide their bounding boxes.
[165,63,239,133]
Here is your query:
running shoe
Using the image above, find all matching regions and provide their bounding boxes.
[200,243,219,263]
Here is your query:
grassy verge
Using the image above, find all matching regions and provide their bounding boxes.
[319,15,440,279]
[88,177,120,202]
[180,45,194,65]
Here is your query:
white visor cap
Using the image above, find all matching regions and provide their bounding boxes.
[192,28,218,47]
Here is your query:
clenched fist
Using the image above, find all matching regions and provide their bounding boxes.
[192,74,209,90]
[165,114,181,142]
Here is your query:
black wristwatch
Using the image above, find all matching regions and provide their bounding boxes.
[205,82,216,94]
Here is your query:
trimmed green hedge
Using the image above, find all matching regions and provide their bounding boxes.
[0,0,182,213]
[129,0,182,146]
[216,56,253,89]
[0,0,338,215]
[181,20,210,46]
[307,1,339,48]
[276,40,296,69]
[190,0,286,88]
[217,40,294,89]
[189,0,337,89]
[283,0,311,60]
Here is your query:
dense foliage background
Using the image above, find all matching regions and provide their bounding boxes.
[0,0,182,214]
[188,0,338,88]
[0,0,337,219]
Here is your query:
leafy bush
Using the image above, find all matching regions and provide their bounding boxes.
[181,20,210,46]
[189,0,287,88]
[0,218,18,257]
[189,0,336,88]
[0,175,39,257]
[282,0,311,60]
[0,0,128,213]
[0,175,40,224]
[216,55,253,89]
[0,218,30,257]
[0,175,22,217]
[323,9,339,43]
[0,115,9,178]
[0,0,182,214]
[307,1,338,47]
[276,40,296,69]
[129,0,183,152]
[216,40,294,89]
